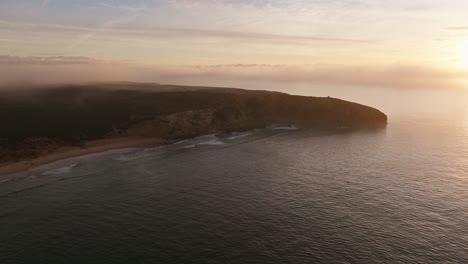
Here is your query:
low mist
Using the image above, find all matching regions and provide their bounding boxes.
[0,56,467,91]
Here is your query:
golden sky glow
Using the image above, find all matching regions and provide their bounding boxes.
[461,42,468,68]
[1,0,468,89]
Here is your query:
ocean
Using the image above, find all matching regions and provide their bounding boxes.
[0,86,467,263]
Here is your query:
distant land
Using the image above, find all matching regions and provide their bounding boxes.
[0,82,387,176]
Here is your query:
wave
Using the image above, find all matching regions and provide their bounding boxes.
[113,154,142,161]
[0,179,10,184]
[271,125,299,130]
[114,135,226,161]
[198,139,225,145]
[114,147,163,161]
[189,134,226,146]
[174,140,188,145]
[193,134,217,140]
[41,163,78,176]
[197,135,226,145]
[227,131,253,140]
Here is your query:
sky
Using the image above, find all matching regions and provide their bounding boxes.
[1,0,468,89]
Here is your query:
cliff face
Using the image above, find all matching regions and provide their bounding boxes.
[0,84,387,162]
[126,110,218,138]
[118,89,387,139]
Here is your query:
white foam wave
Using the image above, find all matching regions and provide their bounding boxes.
[42,163,78,175]
[194,134,217,140]
[114,148,161,161]
[113,155,140,161]
[198,139,225,145]
[272,125,299,130]
[227,132,253,140]
[190,134,226,146]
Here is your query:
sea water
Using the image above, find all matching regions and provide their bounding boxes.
[0,86,467,263]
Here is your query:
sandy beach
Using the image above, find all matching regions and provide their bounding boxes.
[0,137,167,178]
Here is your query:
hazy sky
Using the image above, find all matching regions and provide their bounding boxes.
[1,0,468,89]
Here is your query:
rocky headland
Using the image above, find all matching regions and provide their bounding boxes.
[0,83,387,169]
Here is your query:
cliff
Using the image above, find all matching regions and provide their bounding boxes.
[0,83,387,163]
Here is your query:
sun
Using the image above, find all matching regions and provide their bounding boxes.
[461,42,468,68]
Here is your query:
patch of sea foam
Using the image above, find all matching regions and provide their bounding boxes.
[271,125,299,130]
[196,134,225,145]
[227,131,253,140]
[198,139,225,145]
[114,147,163,161]
[41,163,78,175]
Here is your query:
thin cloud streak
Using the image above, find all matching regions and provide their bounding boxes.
[0,55,97,64]
[69,0,146,49]
[69,14,141,49]
[447,26,468,30]
[0,20,373,46]
[1,0,468,72]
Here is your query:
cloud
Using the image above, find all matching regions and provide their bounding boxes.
[69,14,141,49]
[0,55,466,90]
[69,0,146,49]
[181,64,286,69]
[0,55,97,65]
[0,57,136,87]
[447,26,468,30]
[0,20,372,46]
[157,63,468,90]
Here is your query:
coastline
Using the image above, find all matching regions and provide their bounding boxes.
[0,137,168,179]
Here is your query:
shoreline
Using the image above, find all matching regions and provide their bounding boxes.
[0,137,168,179]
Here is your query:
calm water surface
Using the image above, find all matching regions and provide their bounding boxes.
[0,87,467,263]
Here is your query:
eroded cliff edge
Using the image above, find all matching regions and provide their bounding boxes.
[0,83,387,163]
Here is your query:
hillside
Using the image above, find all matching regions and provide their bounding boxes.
[0,83,387,163]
